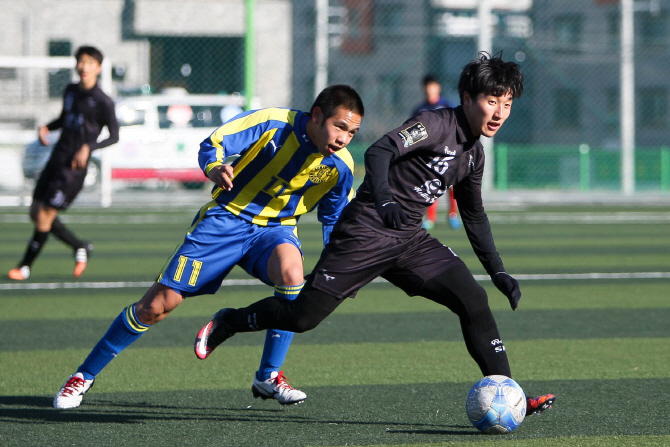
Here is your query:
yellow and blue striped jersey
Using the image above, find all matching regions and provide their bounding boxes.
[199,107,355,231]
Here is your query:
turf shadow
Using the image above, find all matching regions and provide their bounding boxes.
[3,307,670,352]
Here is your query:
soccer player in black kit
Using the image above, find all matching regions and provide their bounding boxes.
[195,53,555,415]
[8,46,119,281]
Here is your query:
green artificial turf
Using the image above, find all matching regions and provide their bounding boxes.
[1,205,669,446]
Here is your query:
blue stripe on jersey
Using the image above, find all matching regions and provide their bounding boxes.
[199,108,354,227]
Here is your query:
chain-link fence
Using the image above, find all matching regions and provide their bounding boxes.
[1,0,669,206]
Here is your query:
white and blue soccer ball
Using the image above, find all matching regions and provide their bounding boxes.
[465,375,526,434]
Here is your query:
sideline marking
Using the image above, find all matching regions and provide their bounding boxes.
[2,272,669,291]
[2,211,670,225]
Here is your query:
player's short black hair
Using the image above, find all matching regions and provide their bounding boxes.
[310,84,364,121]
[458,52,523,104]
[422,75,440,86]
[75,46,104,65]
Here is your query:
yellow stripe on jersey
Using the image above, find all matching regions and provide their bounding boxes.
[204,161,222,176]
[212,128,279,201]
[251,151,325,225]
[228,128,278,189]
[334,149,355,203]
[335,148,355,173]
[225,132,302,218]
[209,108,299,165]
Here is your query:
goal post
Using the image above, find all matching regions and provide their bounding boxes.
[0,55,112,93]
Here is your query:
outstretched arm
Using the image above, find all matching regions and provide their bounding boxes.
[455,177,521,310]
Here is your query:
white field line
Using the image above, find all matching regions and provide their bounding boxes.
[3,212,670,225]
[2,272,669,291]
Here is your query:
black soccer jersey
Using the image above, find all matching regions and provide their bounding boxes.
[354,107,484,227]
[46,83,119,166]
[345,105,505,275]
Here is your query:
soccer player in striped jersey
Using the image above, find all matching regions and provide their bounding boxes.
[53,85,364,409]
[195,53,555,416]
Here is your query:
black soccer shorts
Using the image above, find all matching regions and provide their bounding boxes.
[308,216,465,299]
[33,162,87,210]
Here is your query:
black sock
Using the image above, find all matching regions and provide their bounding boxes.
[226,297,282,333]
[460,308,512,378]
[226,286,339,334]
[420,264,512,378]
[50,217,84,249]
[19,230,49,267]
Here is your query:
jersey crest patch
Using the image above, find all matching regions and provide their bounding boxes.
[399,122,428,147]
[309,165,332,183]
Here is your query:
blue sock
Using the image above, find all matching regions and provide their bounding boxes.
[78,304,150,380]
[256,283,303,381]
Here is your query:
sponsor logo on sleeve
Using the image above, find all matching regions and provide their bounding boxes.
[398,122,428,147]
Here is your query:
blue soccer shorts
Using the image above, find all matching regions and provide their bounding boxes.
[157,204,302,297]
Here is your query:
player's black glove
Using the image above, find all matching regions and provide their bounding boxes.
[374,200,409,229]
[492,272,521,310]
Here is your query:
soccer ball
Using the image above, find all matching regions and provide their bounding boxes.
[465,375,526,434]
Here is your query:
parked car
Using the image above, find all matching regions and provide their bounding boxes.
[22,90,245,190]
[111,90,245,189]
[22,130,101,192]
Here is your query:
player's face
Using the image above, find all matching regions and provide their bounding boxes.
[462,91,513,138]
[76,54,102,90]
[310,106,362,157]
[425,82,441,103]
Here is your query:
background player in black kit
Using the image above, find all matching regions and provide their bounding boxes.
[196,52,555,415]
[8,46,119,281]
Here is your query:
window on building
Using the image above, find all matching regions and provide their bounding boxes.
[0,68,17,81]
[377,74,402,109]
[340,0,373,54]
[604,87,619,132]
[638,87,668,128]
[640,12,668,46]
[377,2,404,39]
[148,37,243,95]
[607,12,619,46]
[554,14,582,51]
[49,40,72,98]
[554,88,581,129]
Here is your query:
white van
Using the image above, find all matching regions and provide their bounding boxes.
[113,90,245,188]
[23,89,245,190]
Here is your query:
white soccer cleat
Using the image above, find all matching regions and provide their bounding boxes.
[252,371,306,405]
[8,266,30,281]
[194,308,232,360]
[53,372,95,409]
[73,244,93,278]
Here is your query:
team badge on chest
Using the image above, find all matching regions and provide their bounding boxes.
[309,165,332,183]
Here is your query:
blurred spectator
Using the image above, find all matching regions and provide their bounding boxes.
[412,75,460,230]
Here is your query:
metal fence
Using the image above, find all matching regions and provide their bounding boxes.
[1,0,670,206]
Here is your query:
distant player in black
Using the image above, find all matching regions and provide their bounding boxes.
[8,46,119,281]
[196,53,555,415]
